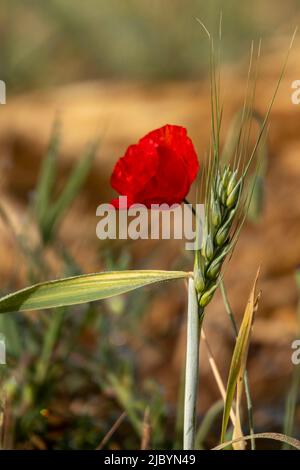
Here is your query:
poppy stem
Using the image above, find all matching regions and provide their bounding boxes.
[183,277,204,450]
[183,198,196,217]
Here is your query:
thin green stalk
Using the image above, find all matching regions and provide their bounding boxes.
[35,307,66,383]
[220,279,255,449]
[183,278,203,450]
[220,281,238,336]
[282,368,300,450]
[195,399,224,449]
[105,374,142,437]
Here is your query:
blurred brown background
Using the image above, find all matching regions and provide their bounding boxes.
[0,0,300,450]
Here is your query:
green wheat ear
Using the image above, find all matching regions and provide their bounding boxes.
[195,165,241,307]
[193,22,296,309]
[193,19,251,309]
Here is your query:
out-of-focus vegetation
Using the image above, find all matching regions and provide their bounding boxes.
[0,127,172,449]
[0,0,300,451]
[0,0,299,91]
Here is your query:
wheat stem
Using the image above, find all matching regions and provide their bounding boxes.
[183,278,203,450]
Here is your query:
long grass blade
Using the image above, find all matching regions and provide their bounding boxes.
[220,279,255,449]
[221,269,260,444]
[195,400,224,450]
[213,432,300,450]
[0,270,189,313]
[42,141,98,242]
[35,120,60,227]
[201,328,236,426]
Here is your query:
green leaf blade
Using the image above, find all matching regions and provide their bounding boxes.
[35,120,60,226]
[221,269,260,444]
[0,270,189,313]
[46,141,98,230]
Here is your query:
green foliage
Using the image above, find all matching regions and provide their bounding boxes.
[0,270,188,313]
[221,272,259,445]
[34,123,98,244]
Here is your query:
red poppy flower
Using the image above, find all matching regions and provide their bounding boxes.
[110,124,199,208]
